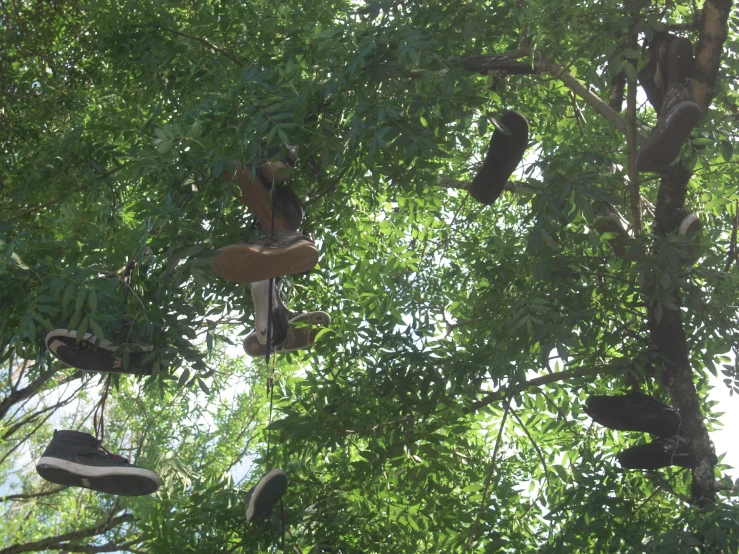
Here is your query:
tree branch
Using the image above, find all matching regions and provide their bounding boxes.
[152,26,244,67]
[0,514,134,554]
[647,0,732,505]
[0,368,58,422]
[0,485,68,503]
[461,50,646,145]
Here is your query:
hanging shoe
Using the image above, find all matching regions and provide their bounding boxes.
[585,392,681,437]
[250,279,293,348]
[45,329,154,375]
[671,208,702,237]
[592,205,635,259]
[256,145,299,184]
[36,430,161,496]
[211,231,319,283]
[617,436,694,469]
[246,468,288,522]
[638,34,693,113]
[244,310,331,357]
[636,79,701,173]
[468,111,529,206]
[267,184,304,232]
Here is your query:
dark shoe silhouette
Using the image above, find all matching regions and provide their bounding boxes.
[592,205,636,259]
[636,79,701,173]
[246,468,288,522]
[638,34,693,112]
[617,436,694,469]
[671,208,702,237]
[267,184,304,231]
[211,231,319,283]
[585,392,680,437]
[36,430,160,496]
[45,329,154,375]
[257,144,298,184]
[468,111,529,205]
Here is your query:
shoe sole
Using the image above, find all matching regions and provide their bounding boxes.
[211,241,318,283]
[246,468,287,522]
[45,330,154,375]
[468,111,529,206]
[677,213,702,236]
[36,456,161,496]
[636,101,701,173]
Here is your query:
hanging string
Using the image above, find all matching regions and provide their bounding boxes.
[92,374,113,442]
[280,499,286,552]
[264,178,279,469]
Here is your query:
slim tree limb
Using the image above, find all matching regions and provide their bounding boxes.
[0,514,134,554]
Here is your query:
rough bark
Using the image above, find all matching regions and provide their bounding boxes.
[648,0,732,504]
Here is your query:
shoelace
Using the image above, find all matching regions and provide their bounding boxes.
[96,442,130,464]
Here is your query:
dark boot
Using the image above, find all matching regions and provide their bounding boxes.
[636,79,701,173]
[245,468,288,522]
[36,430,160,496]
[617,436,694,469]
[468,111,529,206]
[638,34,693,113]
[585,392,681,436]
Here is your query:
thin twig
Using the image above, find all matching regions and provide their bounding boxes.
[510,406,551,492]
[465,399,510,551]
[152,26,244,67]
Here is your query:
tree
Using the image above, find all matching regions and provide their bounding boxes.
[1,0,738,552]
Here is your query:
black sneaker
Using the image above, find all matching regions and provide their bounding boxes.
[36,430,161,496]
[468,111,529,206]
[585,392,681,437]
[245,468,288,522]
[617,436,694,469]
[211,231,319,283]
[45,329,154,375]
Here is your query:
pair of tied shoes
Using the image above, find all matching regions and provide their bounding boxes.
[243,279,330,357]
[585,392,709,469]
[636,34,702,173]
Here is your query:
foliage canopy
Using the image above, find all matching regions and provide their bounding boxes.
[1,0,738,552]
